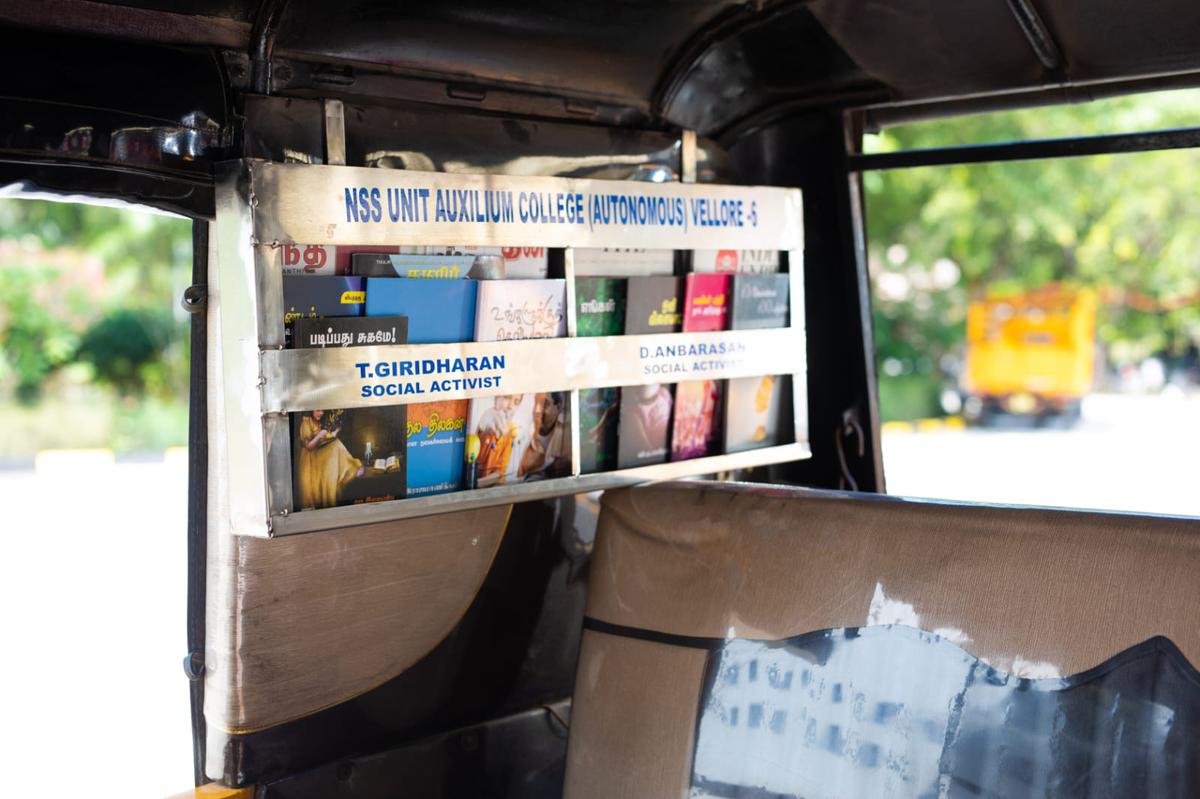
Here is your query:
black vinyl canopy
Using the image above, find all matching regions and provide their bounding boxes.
[3,0,1200,139]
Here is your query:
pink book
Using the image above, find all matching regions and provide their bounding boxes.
[671,274,731,460]
[681,273,732,332]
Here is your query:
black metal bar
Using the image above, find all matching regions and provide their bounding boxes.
[1005,0,1064,71]
[185,219,210,786]
[848,126,1200,171]
[250,0,289,95]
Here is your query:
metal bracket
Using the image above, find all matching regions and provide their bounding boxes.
[181,283,207,313]
[681,129,697,184]
[183,649,206,681]
[324,98,347,166]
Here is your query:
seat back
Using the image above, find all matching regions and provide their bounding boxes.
[564,482,1200,798]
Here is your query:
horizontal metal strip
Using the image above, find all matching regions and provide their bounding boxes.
[248,159,803,250]
[583,617,730,650]
[269,442,811,535]
[848,126,1200,171]
[260,327,805,413]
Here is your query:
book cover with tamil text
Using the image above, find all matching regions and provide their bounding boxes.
[681,272,731,332]
[366,277,478,494]
[623,276,683,334]
[575,277,626,337]
[670,273,731,459]
[291,316,408,510]
[730,273,789,330]
[352,253,475,279]
[282,275,365,346]
[466,280,569,487]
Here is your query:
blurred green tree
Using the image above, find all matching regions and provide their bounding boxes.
[865,89,1200,420]
[0,199,191,402]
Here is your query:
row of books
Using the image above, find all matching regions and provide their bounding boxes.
[279,244,781,277]
[283,255,790,512]
[576,273,789,472]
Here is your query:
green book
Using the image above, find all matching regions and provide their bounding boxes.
[575,277,627,337]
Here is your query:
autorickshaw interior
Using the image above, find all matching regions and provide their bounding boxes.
[1,2,1198,797]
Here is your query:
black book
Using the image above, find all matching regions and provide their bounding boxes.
[623,276,684,334]
[729,274,789,330]
[291,316,409,511]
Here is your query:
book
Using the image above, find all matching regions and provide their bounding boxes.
[352,253,474,279]
[681,272,732,332]
[291,316,408,510]
[730,274,789,329]
[280,243,339,275]
[291,316,406,348]
[365,278,478,495]
[282,275,365,346]
[616,383,673,469]
[575,277,626,337]
[623,276,683,334]
[399,245,549,279]
[616,277,682,468]
[668,273,732,460]
[723,275,789,453]
[472,279,567,341]
[671,379,722,460]
[466,279,569,486]
[574,278,625,473]
[406,399,470,496]
[364,276,478,343]
[575,248,675,276]
[693,249,781,274]
[466,391,571,487]
[579,386,620,474]
[724,375,785,453]
[373,455,402,472]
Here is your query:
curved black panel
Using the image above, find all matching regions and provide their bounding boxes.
[658,4,877,137]
[273,0,741,111]
[692,627,1199,798]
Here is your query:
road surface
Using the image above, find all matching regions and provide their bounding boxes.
[883,392,1200,517]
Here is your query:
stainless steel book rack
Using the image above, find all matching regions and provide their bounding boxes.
[212,159,807,536]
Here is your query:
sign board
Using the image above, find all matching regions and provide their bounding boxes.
[261,328,803,412]
[250,161,804,251]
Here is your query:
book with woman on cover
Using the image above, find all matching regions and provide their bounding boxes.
[290,316,409,510]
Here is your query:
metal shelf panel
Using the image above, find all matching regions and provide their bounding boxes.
[211,159,810,538]
[260,327,805,413]
[270,442,812,536]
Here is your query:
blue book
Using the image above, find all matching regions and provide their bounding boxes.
[365,277,478,343]
[366,277,478,495]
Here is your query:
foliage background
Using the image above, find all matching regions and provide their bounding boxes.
[864,89,1200,420]
[3,90,1200,452]
[0,200,191,458]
